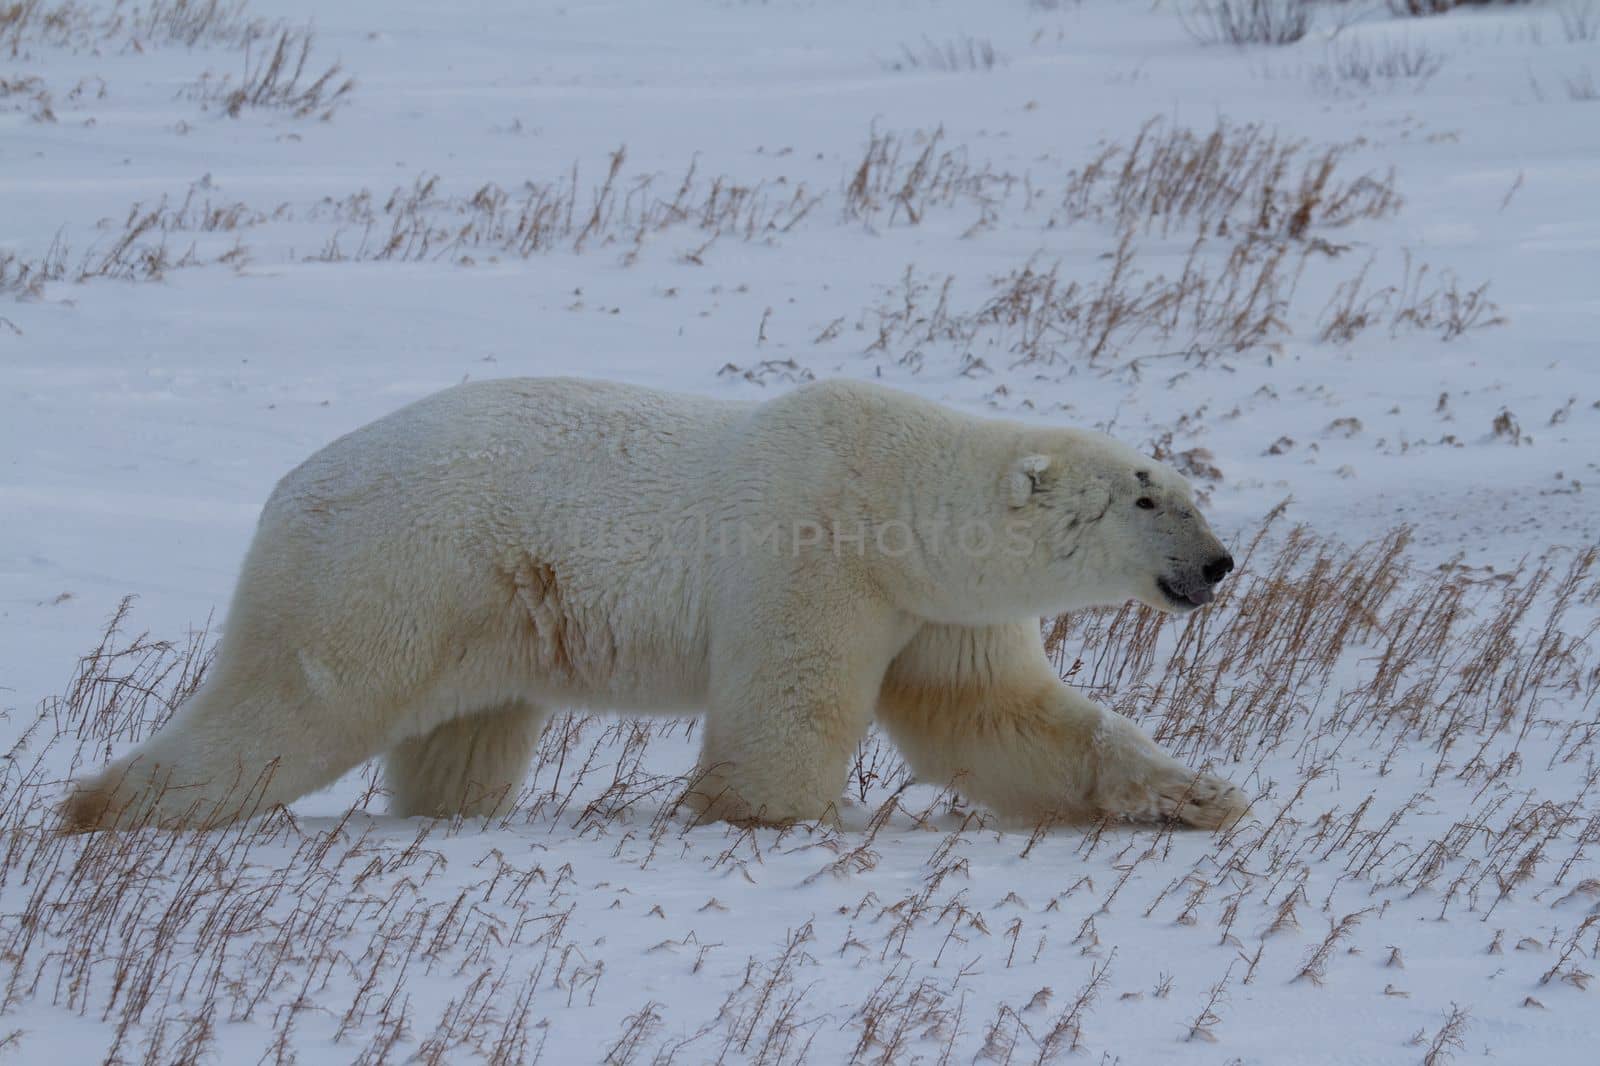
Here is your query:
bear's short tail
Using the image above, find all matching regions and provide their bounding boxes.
[57,760,154,833]
[58,782,117,833]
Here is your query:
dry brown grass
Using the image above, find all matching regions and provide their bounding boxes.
[134,0,262,47]
[843,237,1427,376]
[1566,67,1600,101]
[879,35,1002,74]
[4,0,267,55]
[7,116,1466,355]
[1054,116,1400,242]
[843,125,1015,231]
[844,242,1495,380]
[825,117,1456,375]
[1309,37,1447,95]
[3,1,349,126]
[0,152,819,298]
[1,519,1596,1060]
[1561,0,1600,41]
[976,231,1298,366]
[841,115,1400,247]
[1418,1002,1470,1065]
[1045,520,1598,770]
[1,0,97,53]
[186,24,353,120]
[305,153,819,266]
[1388,0,1534,15]
[0,181,265,294]
[0,71,56,120]
[1318,251,1504,344]
[1181,0,1312,47]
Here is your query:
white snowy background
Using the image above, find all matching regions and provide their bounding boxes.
[2,0,1599,1062]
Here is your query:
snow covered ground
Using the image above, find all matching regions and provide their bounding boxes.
[2,0,1598,1061]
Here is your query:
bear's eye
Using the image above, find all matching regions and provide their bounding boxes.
[1136,497,1156,510]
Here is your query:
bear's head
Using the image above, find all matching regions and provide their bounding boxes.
[1005,438,1233,616]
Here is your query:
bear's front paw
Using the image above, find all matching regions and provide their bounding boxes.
[1099,760,1250,830]
[1152,769,1249,830]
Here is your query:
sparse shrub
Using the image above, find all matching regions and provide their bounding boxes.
[2,0,92,52]
[978,231,1297,365]
[1492,408,1524,444]
[1310,37,1446,93]
[133,0,264,48]
[0,180,272,295]
[1560,1,1600,42]
[881,34,1002,73]
[322,153,819,264]
[843,124,1014,229]
[186,25,353,119]
[0,71,55,120]
[0,237,68,297]
[717,358,816,387]
[1184,963,1234,1042]
[1388,0,1531,15]
[2,0,265,54]
[1420,1004,1470,1066]
[4,148,824,297]
[1055,117,1400,241]
[1318,252,1503,343]
[1183,0,1312,47]
[3,3,354,126]
[846,229,1301,375]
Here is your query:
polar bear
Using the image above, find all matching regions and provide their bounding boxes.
[63,377,1247,832]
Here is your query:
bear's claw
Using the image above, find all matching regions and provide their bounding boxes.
[1156,771,1250,830]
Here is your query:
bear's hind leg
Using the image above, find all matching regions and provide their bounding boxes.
[384,700,547,820]
[60,658,391,832]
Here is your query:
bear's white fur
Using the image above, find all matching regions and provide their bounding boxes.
[64,378,1248,831]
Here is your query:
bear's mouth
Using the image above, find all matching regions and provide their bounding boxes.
[1157,577,1214,610]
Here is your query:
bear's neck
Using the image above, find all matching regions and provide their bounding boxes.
[869,421,1030,624]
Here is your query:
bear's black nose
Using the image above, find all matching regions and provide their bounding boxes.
[1203,554,1235,584]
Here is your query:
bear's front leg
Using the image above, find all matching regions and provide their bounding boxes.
[686,568,914,826]
[1081,697,1249,830]
[877,622,1249,830]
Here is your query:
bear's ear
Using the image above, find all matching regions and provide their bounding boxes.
[1007,454,1052,508]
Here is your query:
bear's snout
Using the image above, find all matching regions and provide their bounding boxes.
[1154,547,1233,611]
